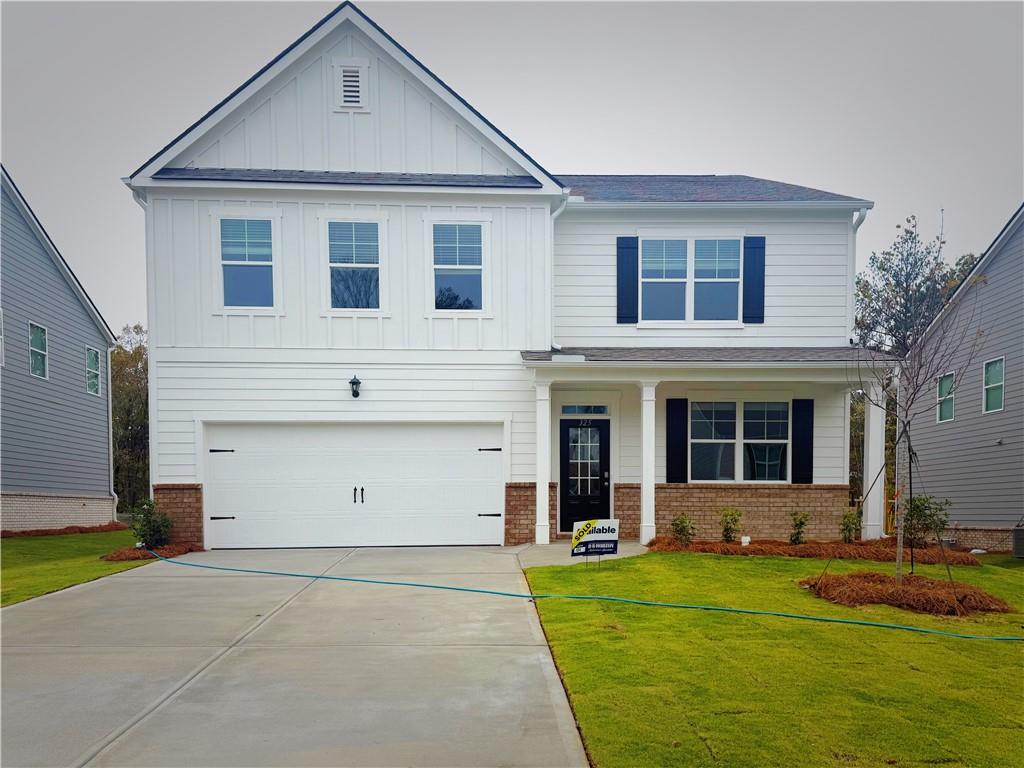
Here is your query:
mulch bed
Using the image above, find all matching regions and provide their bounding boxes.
[801,571,1011,616]
[101,544,202,561]
[1,521,128,538]
[647,537,980,566]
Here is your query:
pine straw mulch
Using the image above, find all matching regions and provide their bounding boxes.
[801,571,1011,616]
[101,543,202,561]
[1,521,129,538]
[647,536,981,566]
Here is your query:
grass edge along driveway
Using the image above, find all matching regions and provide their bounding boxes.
[2,529,148,606]
[526,551,1023,768]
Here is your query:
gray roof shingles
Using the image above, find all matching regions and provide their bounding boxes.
[557,174,870,204]
[153,168,542,188]
[521,347,890,364]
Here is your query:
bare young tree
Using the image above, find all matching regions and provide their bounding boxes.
[850,215,984,583]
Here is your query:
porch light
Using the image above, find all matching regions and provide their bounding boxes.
[349,375,361,398]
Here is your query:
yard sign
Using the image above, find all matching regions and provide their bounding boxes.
[571,519,619,557]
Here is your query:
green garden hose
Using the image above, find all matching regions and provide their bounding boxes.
[146,551,1024,642]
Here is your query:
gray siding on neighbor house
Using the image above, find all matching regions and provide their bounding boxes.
[1,184,112,497]
[904,214,1023,528]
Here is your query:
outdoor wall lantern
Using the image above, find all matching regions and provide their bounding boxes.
[349,375,361,398]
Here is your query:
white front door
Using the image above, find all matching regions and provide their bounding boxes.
[203,422,505,548]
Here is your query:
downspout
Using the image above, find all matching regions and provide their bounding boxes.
[106,345,117,520]
[848,207,869,342]
[549,193,570,351]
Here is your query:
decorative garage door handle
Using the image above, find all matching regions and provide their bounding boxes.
[477,513,501,517]
[353,486,357,503]
[209,516,235,520]
[360,487,365,504]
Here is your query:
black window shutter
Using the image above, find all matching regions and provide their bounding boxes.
[743,236,766,324]
[792,399,814,484]
[616,236,639,324]
[666,398,688,483]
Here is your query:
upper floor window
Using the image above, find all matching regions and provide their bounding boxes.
[433,223,482,311]
[29,322,47,379]
[221,218,273,308]
[641,240,687,320]
[328,222,379,309]
[743,402,789,481]
[937,372,955,422]
[983,358,1004,413]
[639,237,742,322]
[86,347,101,396]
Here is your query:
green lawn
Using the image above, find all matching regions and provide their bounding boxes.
[526,552,1024,768]
[1,530,149,606]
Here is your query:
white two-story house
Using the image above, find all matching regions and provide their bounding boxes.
[125,1,888,550]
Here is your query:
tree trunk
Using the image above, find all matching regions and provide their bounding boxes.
[894,423,910,586]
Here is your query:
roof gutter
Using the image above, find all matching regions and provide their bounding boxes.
[522,359,895,370]
[566,200,875,211]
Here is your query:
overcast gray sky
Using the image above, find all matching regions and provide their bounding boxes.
[3,1,1022,332]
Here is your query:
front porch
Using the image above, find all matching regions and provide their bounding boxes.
[512,347,888,545]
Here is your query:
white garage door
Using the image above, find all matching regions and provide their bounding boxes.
[203,422,505,548]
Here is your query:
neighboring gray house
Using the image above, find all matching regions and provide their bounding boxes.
[899,202,1024,550]
[1,166,117,530]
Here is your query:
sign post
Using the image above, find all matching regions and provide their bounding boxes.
[571,519,619,565]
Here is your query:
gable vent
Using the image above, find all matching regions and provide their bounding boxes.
[333,58,368,111]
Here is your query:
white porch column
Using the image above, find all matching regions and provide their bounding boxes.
[640,381,659,544]
[535,382,552,544]
[861,382,886,539]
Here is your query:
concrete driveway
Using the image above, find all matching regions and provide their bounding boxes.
[1,547,587,768]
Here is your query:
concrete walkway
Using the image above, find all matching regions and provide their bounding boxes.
[1,547,588,768]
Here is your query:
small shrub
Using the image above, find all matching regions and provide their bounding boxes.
[129,499,173,549]
[902,495,951,548]
[670,513,697,544]
[789,511,810,545]
[720,507,742,543]
[840,510,860,544]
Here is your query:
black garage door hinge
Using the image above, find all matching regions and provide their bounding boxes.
[209,516,236,520]
[477,513,502,517]
[208,448,235,453]
[477,447,502,452]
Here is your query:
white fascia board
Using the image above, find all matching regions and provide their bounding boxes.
[131,178,563,198]
[565,200,875,211]
[127,5,563,195]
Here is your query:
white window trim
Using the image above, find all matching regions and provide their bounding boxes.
[936,371,955,423]
[982,357,1005,414]
[28,321,48,380]
[331,57,370,112]
[210,208,284,316]
[687,397,793,484]
[316,211,391,317]
[85,345,102,396]
[636,228,745,328]
[423,213,493,318]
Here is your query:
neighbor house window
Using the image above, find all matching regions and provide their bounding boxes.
[86,347,101,396]
[694,239,741,320]
[983,358,1004,413]
[328,222,379,309]
[221,218,274,308]
[640,239,687,321]
[29,322,47,379]
[433,223,482,310]
[690,401,736,480]
[937,373,955,422]
[743,401,789,481]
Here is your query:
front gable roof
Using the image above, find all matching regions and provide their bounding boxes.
[1,166,115,344]
[127,2,563,193]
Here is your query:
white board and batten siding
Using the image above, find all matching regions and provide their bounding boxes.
[553,208,857,347]
[170,24,527,176]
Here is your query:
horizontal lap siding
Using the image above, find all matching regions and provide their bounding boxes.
[153,353,536,484]
[904,221,1024,527]
[0,186,111,496]
[553,210,852,346]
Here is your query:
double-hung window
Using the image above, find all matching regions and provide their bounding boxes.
[694,239,741,320]
[86,347,101,396]
[743,402,789,481]
[639,237,742,322]
[328,222,379,309]
[690,402,736,480]
[29,323,47,379]
[433,223,483,310]
[641,240,687,320]
[983,358,1004,413]
[220,218,274,308]
[937,373,955,422]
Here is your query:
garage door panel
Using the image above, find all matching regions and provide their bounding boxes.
[204,423,504,548]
